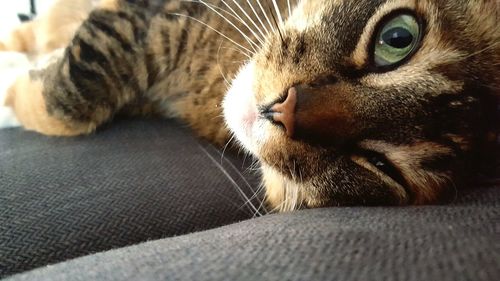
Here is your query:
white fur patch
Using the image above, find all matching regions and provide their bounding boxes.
[0,51,32,128]
[287,0,324,32]
[223,61,258,153]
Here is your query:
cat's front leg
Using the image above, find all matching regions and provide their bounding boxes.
[4,2,150,136]
[0,51,31,129]
[5,72,100,136]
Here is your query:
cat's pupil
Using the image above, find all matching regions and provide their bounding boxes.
[382,27,413,49]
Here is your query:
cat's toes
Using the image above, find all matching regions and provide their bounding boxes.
[0,106,20,128]
[0,52,30,129]
[6,73,97,137]
[0,51,31,70]
[0,81,21,129]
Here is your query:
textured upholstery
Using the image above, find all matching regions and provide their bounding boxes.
[0,119,260,277]
[6,185,500,281]
[1,119,498,280]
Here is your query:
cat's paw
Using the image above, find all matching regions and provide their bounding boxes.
[0,106,20,128]
[0,51,31,129]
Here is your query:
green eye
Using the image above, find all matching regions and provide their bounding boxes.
[374,14,421,67]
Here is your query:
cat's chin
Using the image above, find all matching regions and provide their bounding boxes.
[223,61,267,155]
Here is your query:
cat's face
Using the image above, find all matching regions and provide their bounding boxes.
[223,0,499,211]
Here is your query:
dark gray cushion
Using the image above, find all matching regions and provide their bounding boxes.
[0,119,261,277]
[6,184,500,281]
[1,119,499,280]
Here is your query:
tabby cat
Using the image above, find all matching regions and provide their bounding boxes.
[2,0,499,212]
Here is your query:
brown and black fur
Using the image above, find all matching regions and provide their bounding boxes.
[3,0,499,212]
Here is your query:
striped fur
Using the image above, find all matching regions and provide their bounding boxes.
[3,0,499,211]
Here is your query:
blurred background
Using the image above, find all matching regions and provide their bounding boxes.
[0,0,55,38]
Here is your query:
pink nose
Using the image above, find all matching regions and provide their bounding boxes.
[264,87,298,137]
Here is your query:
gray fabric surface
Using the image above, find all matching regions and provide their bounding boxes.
[6,185,500,281]
[0,119,261,277]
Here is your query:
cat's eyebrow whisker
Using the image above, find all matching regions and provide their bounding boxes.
[220,0,265,45]
[287,0,292,18]
[198,0,260,52]
[267,1,285,44]
[246,0,271,36]
[168,13,253,57]
[459,41,500,61]
[183,0,266,47]
[256,0,276,33]
[270,0,284,26]
[231,0,267,43]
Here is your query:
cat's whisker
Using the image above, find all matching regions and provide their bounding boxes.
[240,181,267,217]
[198,0,260,52]
[181,0,228,14]
[248,182,266,204]
[220,0,265,45]
[198,144,263,216]
[216,41,232,87]
[296,160,305,210]
[218,45,250,64]
[182,1,254,50]
[243,155,260,174]
[231,0,267,43]
[256,0,276,33]
[244,160,261,174]
[252,183,269,217]
[449,180,459,204]
[182,0,250,32]
[287,160,299,211]
[275,162,288,212]
[239,173,266,208]
[221,133,236,164]
[167,13,253,57]
[246,0,271,36]
[211,144,268,215]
